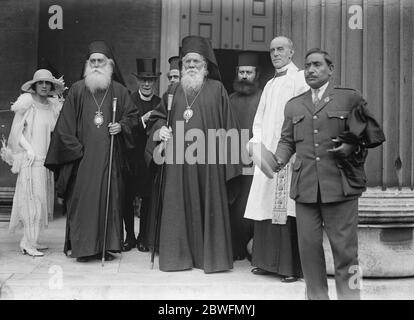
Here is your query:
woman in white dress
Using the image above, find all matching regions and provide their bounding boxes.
[1,69,64,257]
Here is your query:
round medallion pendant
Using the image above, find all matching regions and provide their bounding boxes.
[183,109,193,123]
[94,112,104,128]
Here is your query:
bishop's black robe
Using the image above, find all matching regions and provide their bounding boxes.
[45,80,139,258]
[146,79,242,273]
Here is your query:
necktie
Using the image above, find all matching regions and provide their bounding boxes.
[313,89,320,106]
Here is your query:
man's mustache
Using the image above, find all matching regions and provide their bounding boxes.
[91,68,104,74]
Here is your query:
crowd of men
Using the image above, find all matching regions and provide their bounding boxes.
[36,35,385,299]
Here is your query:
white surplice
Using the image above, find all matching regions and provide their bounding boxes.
[244,62,309,222]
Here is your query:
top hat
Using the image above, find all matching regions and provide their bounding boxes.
[132,58,161,79]
[21,69,65,96]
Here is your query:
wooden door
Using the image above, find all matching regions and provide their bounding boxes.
[243,0,274,51]
[181,0,221,47]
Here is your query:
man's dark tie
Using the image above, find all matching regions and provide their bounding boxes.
[313,88,320,107]
[274,69,288,78]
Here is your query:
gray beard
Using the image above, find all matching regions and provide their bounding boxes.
[84,62,113,93]
[181,68,206,96]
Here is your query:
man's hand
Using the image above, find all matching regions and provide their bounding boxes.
[142,110,152,123]
[274,156,285,173]
[327,139,356,158]
[159,126,172,141]
[108,122,122,135]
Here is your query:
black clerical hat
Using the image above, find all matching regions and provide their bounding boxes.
[87,40,112,59]
[168,56,180,71]
[133,58,161,79]
[81,40,126,86]
[238,51,259,67]
[180,36,221,81]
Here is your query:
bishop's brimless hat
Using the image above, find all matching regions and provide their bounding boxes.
[168,56,180,71]
[87,40,112,59]
[180,35,221,81]
[238,51,259,67]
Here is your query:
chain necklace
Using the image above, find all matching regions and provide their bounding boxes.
[91,87,109,128]
[183,81,205,123]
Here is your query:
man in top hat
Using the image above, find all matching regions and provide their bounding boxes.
[167,56,180,86]
[45,40,140,262]
[228,51,262,261]
[122,58,162,252]
[146,35,241,273]
[244,36,308,282]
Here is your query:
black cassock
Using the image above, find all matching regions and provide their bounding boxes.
[124,92,161,246]
[45,80,139,258]
[228,88,262,259]
[146,79,242,273]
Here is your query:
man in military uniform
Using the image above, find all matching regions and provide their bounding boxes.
[274,48,385,299]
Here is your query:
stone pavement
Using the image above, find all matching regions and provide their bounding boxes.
[1,216,414,300]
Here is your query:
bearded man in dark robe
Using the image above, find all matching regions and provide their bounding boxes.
[45,41,139,262]
[146,36,242,273]
[228,52,262,261]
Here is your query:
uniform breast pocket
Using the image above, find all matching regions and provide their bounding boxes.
[327,111,349,138]
[292,114,305,142]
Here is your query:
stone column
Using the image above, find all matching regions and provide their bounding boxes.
[324,187,414,277]
[159,0,180,94]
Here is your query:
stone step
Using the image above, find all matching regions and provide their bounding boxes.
[2,215,414,300]
[2,273,414,300]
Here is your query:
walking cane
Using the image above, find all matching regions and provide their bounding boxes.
[150,93,173,269]
[102,97,117,267]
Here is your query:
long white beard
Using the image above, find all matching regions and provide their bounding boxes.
[84,61,113,93]
[181,66,207,95]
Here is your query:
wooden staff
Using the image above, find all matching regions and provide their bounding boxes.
[151,93,173,269]
[102,97,117,267]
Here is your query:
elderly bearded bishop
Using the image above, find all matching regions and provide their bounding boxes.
[45,41,139,261]
[146,36,241,273]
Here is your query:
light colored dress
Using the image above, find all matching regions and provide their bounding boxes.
[3,93,62,246]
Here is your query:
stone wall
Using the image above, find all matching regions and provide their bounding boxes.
[37,0,162,93]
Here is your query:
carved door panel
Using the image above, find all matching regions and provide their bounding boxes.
[180,0,274,51]
[243,0,274,51]
[181,0,221,48]
[221,0,245,50]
